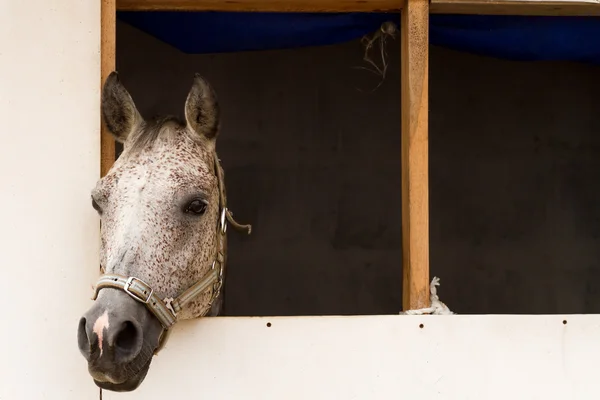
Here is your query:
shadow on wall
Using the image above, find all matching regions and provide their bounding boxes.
[115,20,600,316]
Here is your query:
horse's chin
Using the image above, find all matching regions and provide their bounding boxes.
[93,357,153,392]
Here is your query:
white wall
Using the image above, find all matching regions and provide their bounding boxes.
[0,1,100,398]
[104,314,600,399]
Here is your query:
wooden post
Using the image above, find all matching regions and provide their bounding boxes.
[101,0,116,177]
[401,0,430,311]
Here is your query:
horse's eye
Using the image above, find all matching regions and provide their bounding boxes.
[185,199,207,215]
[91,196,103,215]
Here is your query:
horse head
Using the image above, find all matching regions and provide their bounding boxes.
[77,72,250,392]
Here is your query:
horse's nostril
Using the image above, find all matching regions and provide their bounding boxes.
[77,317,91,360]
[114,320,142,363]
[116,321,138,349]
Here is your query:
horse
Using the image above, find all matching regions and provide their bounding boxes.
[77,71,251,392]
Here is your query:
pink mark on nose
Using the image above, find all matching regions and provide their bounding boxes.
[92,310,110,356]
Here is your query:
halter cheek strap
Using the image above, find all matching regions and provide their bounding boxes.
[91,153,251,353]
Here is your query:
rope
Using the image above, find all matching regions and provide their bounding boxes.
[353,21,398,92]
[400,277,454,315]
[225,209,252,234]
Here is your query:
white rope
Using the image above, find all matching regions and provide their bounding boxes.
[399,277,455,315]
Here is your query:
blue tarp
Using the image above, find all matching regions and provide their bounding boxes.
[117,12,600,64]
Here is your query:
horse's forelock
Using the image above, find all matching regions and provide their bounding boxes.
[127,116,186,155]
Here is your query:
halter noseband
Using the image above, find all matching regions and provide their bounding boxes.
[91,153,251,353]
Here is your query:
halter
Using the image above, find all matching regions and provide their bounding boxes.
[91,153,252,353]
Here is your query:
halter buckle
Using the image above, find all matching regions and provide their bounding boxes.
[124,277,153,304]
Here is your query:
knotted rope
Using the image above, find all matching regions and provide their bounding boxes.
[400,277,455,315]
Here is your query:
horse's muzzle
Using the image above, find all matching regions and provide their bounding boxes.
[77,288,163,392]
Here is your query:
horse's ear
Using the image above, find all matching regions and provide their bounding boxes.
[184,74,220,141]
[101,71,142,143]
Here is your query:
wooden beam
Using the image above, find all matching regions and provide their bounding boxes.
[401,0,429,311]
[101,0,116,177]
[117,0,404,12]
[431,0,600,16]
[118,0,600,15]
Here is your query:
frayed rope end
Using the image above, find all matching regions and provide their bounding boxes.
[399,276,455,315]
